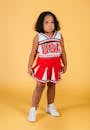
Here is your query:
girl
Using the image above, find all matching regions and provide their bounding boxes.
[27,11,67,122]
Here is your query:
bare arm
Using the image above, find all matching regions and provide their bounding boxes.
[60,34,67,73]
[28,34,38,68]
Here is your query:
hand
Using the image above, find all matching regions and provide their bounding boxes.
[61,65,67,74]
[27,66,33,76]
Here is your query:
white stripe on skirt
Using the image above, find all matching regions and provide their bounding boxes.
[34,65,40,74]
[51,67,55,81]
[42,67,48,81]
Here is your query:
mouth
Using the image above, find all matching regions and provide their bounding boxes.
[48,28,52,30]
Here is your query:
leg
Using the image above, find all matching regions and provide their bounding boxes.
[46,82,59,117]
[47,82,56,105]
[28,81,46,122]
[31,81,46,109]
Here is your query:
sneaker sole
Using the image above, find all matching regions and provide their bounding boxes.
[46,110,60,117]
[27,116,36,122]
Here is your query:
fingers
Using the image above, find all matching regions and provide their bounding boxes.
[27,68,33,76]
[60,66,66,74]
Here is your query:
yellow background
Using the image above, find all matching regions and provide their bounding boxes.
[0,0,89,130]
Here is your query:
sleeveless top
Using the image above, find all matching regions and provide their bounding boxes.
[37,31,62,58]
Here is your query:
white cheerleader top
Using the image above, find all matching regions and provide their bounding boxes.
[37,31,62,58]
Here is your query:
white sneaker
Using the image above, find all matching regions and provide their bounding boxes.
[46,103,60,117]
[27,107,37,122]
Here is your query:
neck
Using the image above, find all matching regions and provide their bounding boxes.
[45,31,55,37]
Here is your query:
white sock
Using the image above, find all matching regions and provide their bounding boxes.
[30,107,36,111]
[48,103,54,107]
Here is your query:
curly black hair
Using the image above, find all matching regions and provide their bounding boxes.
[34,11,61,33]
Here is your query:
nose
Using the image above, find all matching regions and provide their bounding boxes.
[48,23,52,27]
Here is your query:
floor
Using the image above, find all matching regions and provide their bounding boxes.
[0,84,89,130]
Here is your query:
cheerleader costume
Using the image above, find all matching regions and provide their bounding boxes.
[31,31,63,84]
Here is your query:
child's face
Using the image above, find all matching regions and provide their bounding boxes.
[43,15,55,33]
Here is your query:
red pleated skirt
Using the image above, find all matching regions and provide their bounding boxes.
[31,56,63,84]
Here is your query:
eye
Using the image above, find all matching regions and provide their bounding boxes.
[45,21,49,24]
[51,21,54,23]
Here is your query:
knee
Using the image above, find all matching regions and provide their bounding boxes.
[35,81,46,92]
[47,82,55,88]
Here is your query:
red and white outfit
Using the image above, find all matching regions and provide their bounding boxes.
[31,31,63,84]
